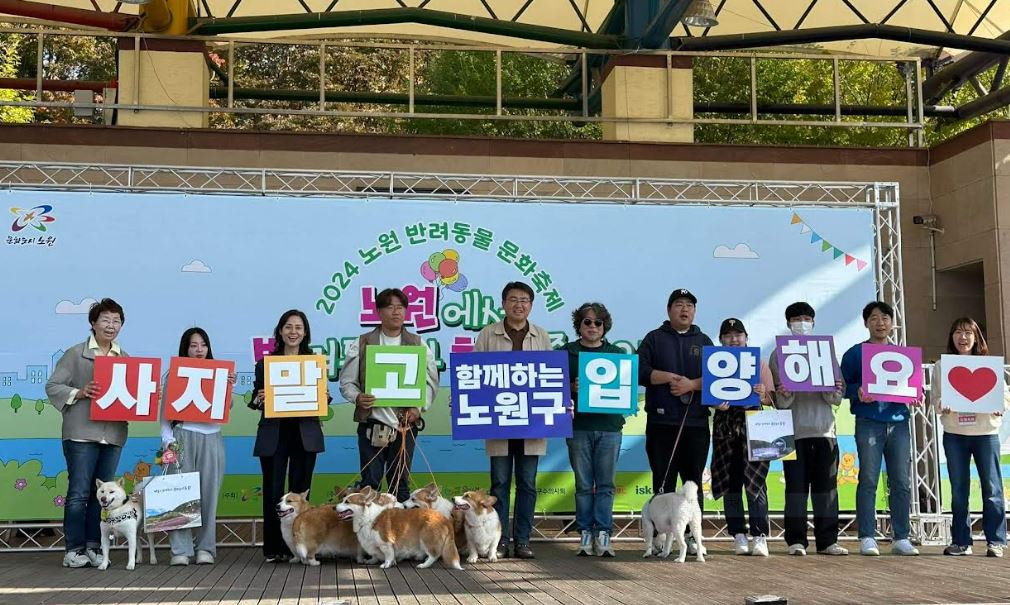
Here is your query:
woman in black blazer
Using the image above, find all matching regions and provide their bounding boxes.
[250,309,327,562]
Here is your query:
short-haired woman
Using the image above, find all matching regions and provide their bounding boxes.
[558,302,625,557]
[46,298,128,568]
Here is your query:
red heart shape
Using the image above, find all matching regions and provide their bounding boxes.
[948,366,998,402]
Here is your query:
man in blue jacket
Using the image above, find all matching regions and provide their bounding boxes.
[839,301,919,557]
[638,288,713,511]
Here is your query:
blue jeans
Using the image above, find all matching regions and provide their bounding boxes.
[62,440,122,553]
[943,432,1007,547]
[855,417,911,540]
[567,430,622,534]
[490,440,539,545]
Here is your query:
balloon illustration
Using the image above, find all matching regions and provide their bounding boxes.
[419,248,467,292]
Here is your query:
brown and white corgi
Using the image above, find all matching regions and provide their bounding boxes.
[404,483,454,519]
[335,486,462,570]
[276,491,362,565]
[452,491,501,564]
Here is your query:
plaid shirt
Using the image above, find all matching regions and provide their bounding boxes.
[710,407,769,501]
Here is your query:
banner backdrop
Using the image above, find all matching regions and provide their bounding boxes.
[2,190,885,520]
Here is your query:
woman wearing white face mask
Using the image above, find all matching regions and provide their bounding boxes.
[769,302,848,557]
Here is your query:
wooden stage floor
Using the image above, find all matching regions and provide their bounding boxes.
[1,542,1008,605]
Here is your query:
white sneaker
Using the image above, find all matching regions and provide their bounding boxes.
[196,551,215,565]
[595,531,615,557]
[733,533,750,555]
[751,535,769,557]
[892,539,919,556]
[170,555,190,566]
[62,550,91,568]
[85,548,102,567]
[787,543,807,556]
[576,530,594,556]
[860,538,880,556]
[818,543,849,556]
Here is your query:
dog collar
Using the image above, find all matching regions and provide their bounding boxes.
[102,508,138,525]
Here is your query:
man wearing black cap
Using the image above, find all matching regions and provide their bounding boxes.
[638,288,713,532]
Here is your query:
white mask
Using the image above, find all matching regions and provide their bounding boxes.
[789,321,814,336]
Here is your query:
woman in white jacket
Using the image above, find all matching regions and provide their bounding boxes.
[936,317,1008,557]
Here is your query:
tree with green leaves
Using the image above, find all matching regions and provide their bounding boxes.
[10,394,22,414]
[34,399,46,415]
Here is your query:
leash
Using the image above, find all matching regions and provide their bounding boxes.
[656,397,693,495]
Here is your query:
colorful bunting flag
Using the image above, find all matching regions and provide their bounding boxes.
[790,212,868,272]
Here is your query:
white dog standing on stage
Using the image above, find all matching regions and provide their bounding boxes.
[640,481,705,563]
[96,478,155,570]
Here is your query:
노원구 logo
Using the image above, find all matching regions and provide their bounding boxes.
[10,205,56,232]
[7,205,58,247]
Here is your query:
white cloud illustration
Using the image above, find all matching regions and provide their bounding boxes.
[713,243,759,259]
[55,298,97,314]
[181,259,212,273]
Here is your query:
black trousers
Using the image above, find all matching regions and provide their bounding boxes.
[357,422,417,502]
[645,422,710,512]
[259,420,317,558]
[783,437,840,551]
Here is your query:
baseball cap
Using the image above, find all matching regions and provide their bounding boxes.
[719,317,748,336]
[668,288,698,305]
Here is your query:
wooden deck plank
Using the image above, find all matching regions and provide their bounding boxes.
[208,547,262,605]
[6,543,1010,605]
[256,557,294,605]
[189,548,257,605]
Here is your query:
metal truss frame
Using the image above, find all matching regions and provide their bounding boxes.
[0,161,919,550]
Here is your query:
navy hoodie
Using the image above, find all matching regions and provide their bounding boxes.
[637,321,713,427]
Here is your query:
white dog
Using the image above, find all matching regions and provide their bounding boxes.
[96,478,156,570]
[640,481,705,563]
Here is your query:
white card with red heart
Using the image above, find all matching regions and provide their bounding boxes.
[938,354,1006,413]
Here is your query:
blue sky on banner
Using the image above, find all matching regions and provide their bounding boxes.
[3,190,876,392]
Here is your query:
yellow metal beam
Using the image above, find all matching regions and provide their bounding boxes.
[141,0,195,35]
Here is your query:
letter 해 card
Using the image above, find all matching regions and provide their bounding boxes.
[775,335,839,393]
[451,351,572,439]
[702,346,761,407]
[163,357,235,424]
[91,356,162,422]
[861,343,923,404]
[577,352,638,415]
[365,345,427,407]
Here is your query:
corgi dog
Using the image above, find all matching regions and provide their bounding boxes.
[640,481,705,563]
[452,491,501,564]
[96,478,156,570]
[404,483,454,519]
[276,491,362,565]
[335,486,462,570]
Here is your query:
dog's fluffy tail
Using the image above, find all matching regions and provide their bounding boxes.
[442,528,463,570]
[680,481,699,501]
